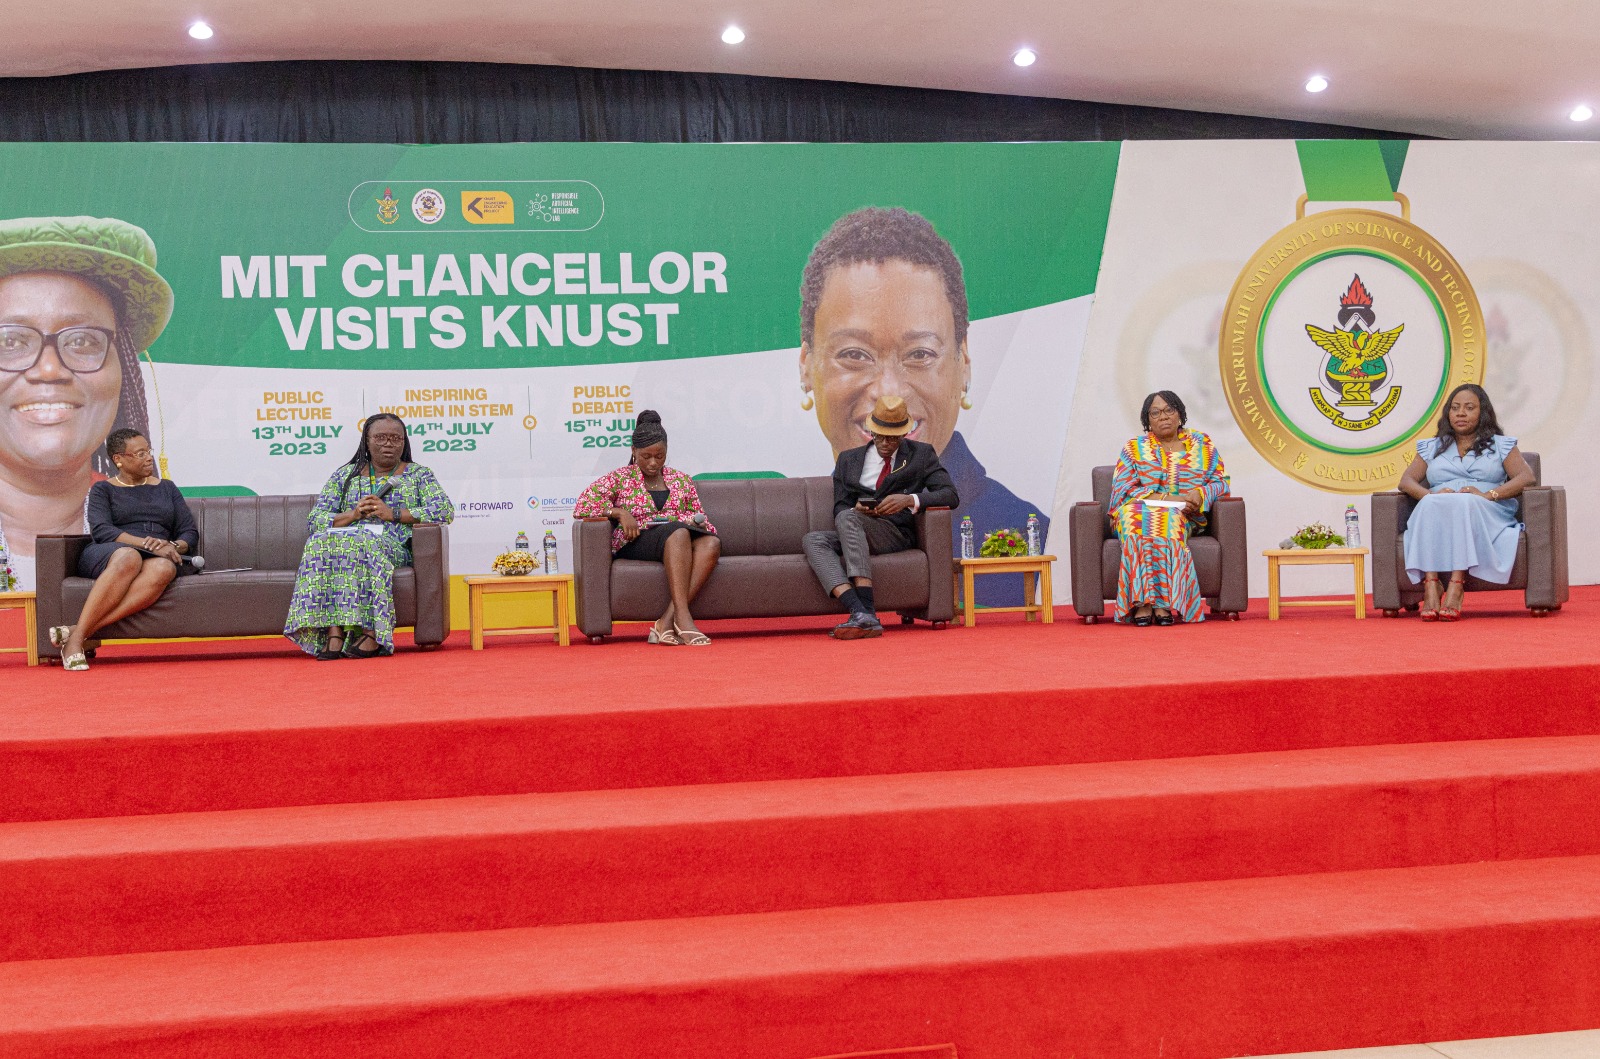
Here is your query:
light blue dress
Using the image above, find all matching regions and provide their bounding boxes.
[1403,434,1521,584]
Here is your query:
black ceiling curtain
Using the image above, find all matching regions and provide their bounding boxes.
[0,61,1410,143]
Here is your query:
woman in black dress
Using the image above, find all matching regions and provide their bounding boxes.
[51,428,196,670]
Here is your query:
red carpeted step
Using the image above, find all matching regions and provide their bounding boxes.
[3,855,1599,1059]
[4,736,1599,962]
[5,657,1600,822]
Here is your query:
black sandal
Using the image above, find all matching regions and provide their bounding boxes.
[1153,610,1176,626]
[1131,609,1154,627]
[314,629,346,661]
[343,633,386,659]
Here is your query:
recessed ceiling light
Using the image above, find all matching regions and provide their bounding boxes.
[1571,104,1595,122]
[1013,48,1037,68]
[188,21,214,40]
[721,25,745,44]
[1305,75,1329,93]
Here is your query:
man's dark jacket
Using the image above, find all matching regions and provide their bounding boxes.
[831,438,960,542]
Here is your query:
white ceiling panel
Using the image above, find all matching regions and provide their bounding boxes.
[1,0,1595,139]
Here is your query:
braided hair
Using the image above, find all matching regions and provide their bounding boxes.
[90,284,152,476]
[631,409,667,450]
[338,413,413,505]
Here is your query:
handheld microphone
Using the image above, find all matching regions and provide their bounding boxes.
[691,512,707,527]
[187,555,254,575]
[355,479,397,521]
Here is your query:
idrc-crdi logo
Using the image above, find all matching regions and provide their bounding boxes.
[1220,196,1485,493]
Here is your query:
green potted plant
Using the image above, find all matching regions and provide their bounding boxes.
[980,527,1029,558]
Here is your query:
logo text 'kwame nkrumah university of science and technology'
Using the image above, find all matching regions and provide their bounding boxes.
[1220,197,1485,494]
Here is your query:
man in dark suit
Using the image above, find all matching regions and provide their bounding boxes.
[802,395,959,639]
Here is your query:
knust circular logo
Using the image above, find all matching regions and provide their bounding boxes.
[1220,196,1485,493]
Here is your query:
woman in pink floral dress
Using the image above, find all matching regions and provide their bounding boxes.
[573,410,721,645]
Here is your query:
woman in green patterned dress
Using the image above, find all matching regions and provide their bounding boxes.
[284,414,454,659]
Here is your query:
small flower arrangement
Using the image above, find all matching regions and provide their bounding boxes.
[1288,522,1346,550]
[491,550,539,576]
[980,527,1028,558]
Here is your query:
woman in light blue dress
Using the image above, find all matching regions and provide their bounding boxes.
[1398,384,1534,621]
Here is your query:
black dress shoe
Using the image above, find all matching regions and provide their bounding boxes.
[1153,611,1176,626]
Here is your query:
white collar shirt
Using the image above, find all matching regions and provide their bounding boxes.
[857,444,919,512]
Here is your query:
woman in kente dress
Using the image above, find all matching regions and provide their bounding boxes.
[284,414,454,659]
[573,410,720,645]
[1107,391,1230,626]
[52,428,197,671]
[1398,384,1533,621]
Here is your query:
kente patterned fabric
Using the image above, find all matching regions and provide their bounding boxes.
[283,462,454,656]
[573,464,717,553]
[1107,430,1230,623]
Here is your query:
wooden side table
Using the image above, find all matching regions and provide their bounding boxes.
[1263,547,1368,620]
[954,555,1056,627]
[464,574,573,649]
[0,591,39,666]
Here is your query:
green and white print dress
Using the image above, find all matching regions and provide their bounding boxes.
[283,463,454,655]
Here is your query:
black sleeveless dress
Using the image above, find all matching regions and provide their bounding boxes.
[78,479,199,577]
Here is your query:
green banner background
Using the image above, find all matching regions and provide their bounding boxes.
[0,141,1120,370]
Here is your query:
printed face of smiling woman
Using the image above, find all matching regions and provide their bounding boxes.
[800,259,971,458]
[0,272,123,480]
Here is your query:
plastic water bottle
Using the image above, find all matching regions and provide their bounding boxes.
[542,530,559,575]
[1025,513,1041,556]
[514,530,530,551]
[1343,504,1362,548]
[960,516,975,560]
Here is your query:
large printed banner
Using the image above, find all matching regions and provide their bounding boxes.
[0,142,1120,594]
[4,139,1597,602]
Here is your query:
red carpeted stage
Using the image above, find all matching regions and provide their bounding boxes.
[2,589,1598,1058]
